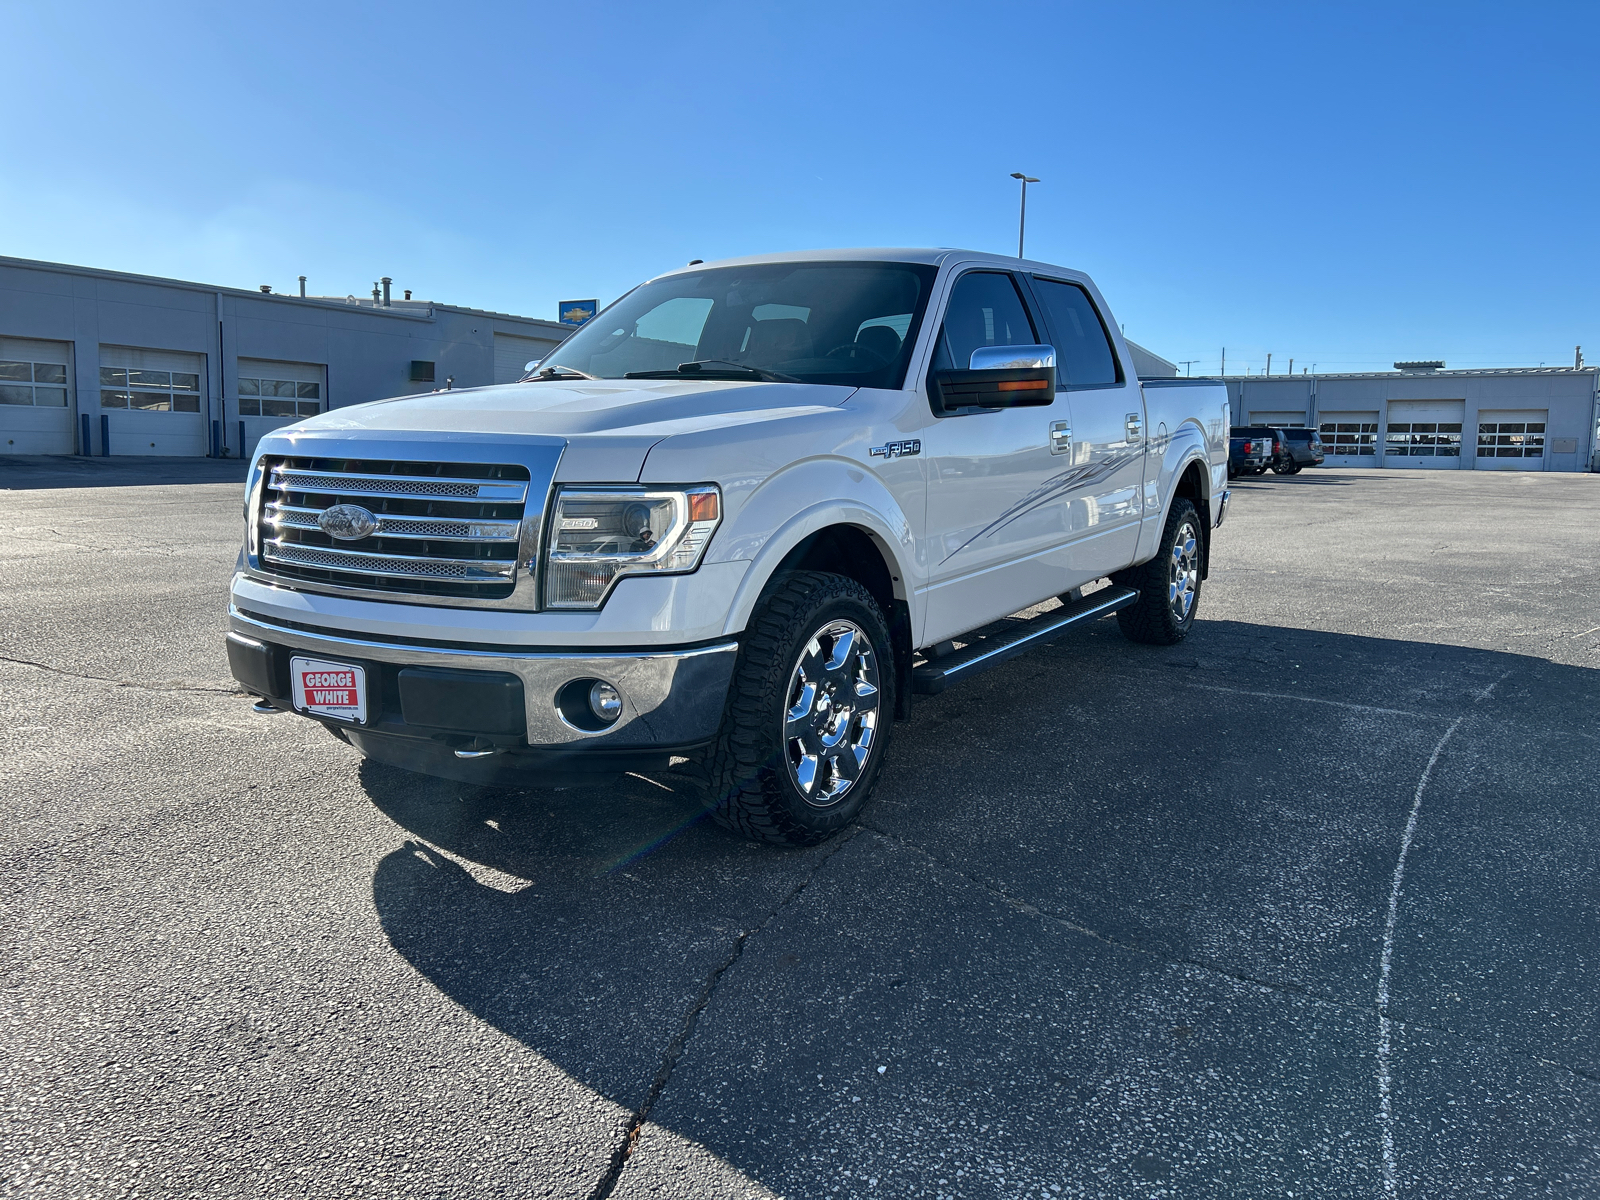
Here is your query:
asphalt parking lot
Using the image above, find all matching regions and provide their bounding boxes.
[3,459,1598,1199]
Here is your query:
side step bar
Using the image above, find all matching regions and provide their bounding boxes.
[911,585,1138,696]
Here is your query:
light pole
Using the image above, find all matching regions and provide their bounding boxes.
[1010,173,1039,259]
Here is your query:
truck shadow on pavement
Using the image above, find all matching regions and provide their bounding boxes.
[361,620,1600,1197]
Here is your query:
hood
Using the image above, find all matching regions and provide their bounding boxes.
[285,378,855,481]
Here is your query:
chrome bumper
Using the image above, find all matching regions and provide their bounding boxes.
[228,608,738,748]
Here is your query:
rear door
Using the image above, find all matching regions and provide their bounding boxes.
[917,269,1076,645]
[1024,275,1147,576]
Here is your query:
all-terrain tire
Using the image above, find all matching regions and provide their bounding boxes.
[1111,498,1202,646]
[693,570,894,846]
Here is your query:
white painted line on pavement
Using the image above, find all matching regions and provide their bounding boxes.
[1375,715,1464,1196]
[1181,682,1433,720]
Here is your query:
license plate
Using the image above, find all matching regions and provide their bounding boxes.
[290,656,367,724]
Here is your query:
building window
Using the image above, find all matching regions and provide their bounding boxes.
[1385,422,1462,457]
[1477,422,1545,459]
[100,367,201,412]
[0,359,69,406]
[238,376,321,418]
[1319,421,1378,455]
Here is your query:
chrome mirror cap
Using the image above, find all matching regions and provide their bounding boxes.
[969,344,1056,371]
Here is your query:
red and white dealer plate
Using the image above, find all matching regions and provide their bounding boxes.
[289,656,367,723]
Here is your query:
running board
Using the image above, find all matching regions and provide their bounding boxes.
[911,585,1139,696]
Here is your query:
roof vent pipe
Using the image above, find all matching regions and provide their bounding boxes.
[298,275,306,298]
[372,282,381,304]
[381,277,392,307]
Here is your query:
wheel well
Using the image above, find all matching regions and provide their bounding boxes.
[773,524,913,720]
[1172,460,1212,578]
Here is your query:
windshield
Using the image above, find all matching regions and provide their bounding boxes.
[537,261,939,389]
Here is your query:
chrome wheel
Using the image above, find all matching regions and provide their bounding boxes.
[783,619,881,808]
[1168,520,1199,622]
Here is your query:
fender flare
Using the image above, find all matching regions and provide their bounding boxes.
[720,498,917,637]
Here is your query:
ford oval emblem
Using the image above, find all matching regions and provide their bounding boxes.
[318,503,378,541]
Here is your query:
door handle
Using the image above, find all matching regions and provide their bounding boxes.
[1049,420,1072,455]
[1125,412,1143,442]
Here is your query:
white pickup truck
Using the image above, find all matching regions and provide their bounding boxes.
[227,249,1230,844]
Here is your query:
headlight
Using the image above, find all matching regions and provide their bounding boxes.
[543,485,721,609]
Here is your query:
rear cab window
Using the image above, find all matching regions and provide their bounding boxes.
[1027,277,1122,388]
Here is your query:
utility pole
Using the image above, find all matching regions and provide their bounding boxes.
[1010,173,1039,259]
[1287,358,1293,375]
[1220,347,1226,376]
[1265,352,1273,376]
[1178,360,1199,377]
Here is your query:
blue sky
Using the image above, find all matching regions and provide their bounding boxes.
[5,1,1596,374]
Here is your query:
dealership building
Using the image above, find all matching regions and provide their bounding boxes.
[0,255,570,459]
[1226,363,1600,472]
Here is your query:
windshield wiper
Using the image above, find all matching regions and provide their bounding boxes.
[522,364,597,381]
[624,360,801,384]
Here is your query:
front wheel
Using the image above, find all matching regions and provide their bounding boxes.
[1112,499,1202,646]
[694,570,894,845]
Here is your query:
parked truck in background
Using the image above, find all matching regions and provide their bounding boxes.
[227,249,1230,844]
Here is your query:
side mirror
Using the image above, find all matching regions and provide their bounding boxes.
[931,344,1056,414]
[524,359,542,372]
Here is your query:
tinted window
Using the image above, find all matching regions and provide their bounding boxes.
[539,262,938,389]
[931,272,1037,372]
[1031,278,1119,387]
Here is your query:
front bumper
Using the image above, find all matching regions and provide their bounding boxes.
[227,607,739,774]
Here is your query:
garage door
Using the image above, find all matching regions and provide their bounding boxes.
[99,345,207,457]
[494,332,560,384]
[1317,411,1378,462]
[1383,399,1464,469]
[1475,409,1547,471]
[237,358,327,460]
[1,336,76,455]
[1247,410,1308,426]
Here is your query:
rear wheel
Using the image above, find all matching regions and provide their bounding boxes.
[694,570,893,845]
[1113,499,1202,646]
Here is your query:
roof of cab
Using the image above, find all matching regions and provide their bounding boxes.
[648,247,1088,283]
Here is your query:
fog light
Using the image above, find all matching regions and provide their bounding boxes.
[588,680,622,723]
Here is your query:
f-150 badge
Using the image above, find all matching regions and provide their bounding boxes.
[870,440,921,459]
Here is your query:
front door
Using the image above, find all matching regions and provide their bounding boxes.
[918,269,1077,646]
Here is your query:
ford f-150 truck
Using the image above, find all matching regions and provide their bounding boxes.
[227,249,1230,844]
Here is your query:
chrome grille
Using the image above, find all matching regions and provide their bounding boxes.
[257,456,531,601]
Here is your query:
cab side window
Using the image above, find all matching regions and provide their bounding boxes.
[1031,278,1120,387]
[931,272,1037,372]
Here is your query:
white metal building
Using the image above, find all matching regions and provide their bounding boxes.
[0,256,570,459]
[1225,365,1600,472]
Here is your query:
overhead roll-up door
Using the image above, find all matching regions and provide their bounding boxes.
[1383,400,1464,469]
[494,332,560,384]
[237,358,328,460]
[99,345,207,457]
[1247,410,1308,427]
[1317,410,1379,461]
[1475,409,1548,471]
[0,336,76,455]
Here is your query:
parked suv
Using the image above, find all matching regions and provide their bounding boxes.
[1272,428,1324,474]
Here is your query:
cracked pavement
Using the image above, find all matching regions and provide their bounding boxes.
[3,458,1599,1198]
